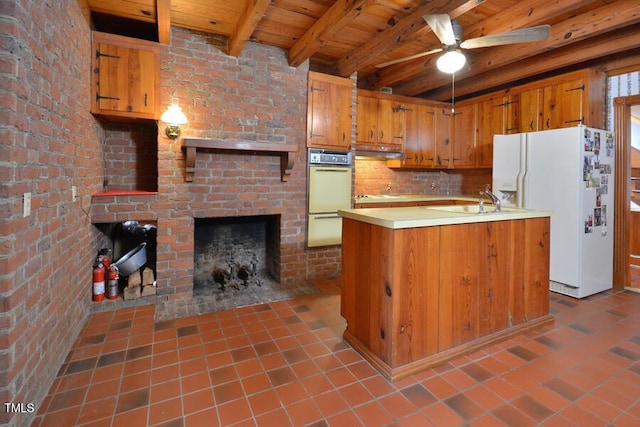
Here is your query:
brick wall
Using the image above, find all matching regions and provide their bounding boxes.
[0,1,107,426]
[101,124,158,192]
[354,160,492,196]
[152,28,313,319]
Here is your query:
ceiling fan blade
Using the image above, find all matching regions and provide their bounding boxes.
[423,14,457,46]
[460,25,550,49]
[375,48,443,68]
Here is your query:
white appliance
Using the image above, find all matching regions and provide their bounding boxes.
[493,126,615,298]
[307,148,353,247]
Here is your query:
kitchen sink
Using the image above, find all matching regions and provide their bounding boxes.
[424,205,482,213]
[423,205,523,214]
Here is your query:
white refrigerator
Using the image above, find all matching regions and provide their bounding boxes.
[492,126,615,298]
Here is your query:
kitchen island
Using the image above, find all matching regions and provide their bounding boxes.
[338,205,554,380]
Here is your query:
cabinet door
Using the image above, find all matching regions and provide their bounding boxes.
[307,72,352,149]
[96,43,157,116]
[356,95,379,143]
[476,97,504,167]
[434,108,452,168]
[403,103,421,166]
[377,99,406,146]
[557,78,586,128]
[404,104,435,167]
[452,104,476,167]
[520,89,542,132]
[542,78,585,129]
[504,94,520,135]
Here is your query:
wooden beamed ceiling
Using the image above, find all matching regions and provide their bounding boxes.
[88,0,640,101]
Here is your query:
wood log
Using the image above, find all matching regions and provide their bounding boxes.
[123,285,140,300]
[127,270,141,287]
[141,284,156,296]
[142,267,154,286]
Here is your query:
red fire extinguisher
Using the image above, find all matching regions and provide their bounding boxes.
[107,266,119,300]
[93,263,106,302]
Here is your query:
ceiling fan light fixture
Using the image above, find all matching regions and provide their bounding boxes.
[436,49,466,74]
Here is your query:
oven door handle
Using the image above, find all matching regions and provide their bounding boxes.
[311,167,351,172]
[312,215,341,220]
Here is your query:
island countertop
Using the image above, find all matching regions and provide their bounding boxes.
[338,205,553,229]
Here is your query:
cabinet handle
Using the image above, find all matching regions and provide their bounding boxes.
[96,93,120,102]
[380,131,384,140]
[529,121,534,131]
[370,130,374,139]
[144,93,148,107]
[96,50,120,59]
[564,118,584,124]
[310,131,325,138]
[566,84,585,93]
[342,132,345,142]
[546,118,550,128]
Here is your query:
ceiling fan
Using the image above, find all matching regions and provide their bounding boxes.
[376,14,551,73]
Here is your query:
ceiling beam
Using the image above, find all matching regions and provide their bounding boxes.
[228,0,272,57]
[287,0,376,67]
[332,0,479,77]
[362,0,599,90]
[392,0,640,97]
[156,0,171,44]
[424,29,640,101]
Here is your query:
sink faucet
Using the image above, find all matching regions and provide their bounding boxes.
[483,190,501,212]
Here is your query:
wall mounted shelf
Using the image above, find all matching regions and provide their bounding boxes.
[182,138,298,182]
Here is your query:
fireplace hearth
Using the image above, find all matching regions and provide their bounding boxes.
[193,215,315,313]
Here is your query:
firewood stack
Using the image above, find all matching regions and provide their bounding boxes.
[124,267,156,300]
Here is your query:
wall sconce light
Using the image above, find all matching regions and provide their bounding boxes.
[160,103,188,139]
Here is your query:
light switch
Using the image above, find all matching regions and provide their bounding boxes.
[23,192,31,217]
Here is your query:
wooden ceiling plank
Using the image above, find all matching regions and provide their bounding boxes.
[287,0,378,67]
[387,0,640,96]
[333,0,478,77]
[462,0,599,40]
[364,0,597,90]
[228,0,272,57]
[426,29,640,100]
[87,0,157,23]
[156,0,171,44]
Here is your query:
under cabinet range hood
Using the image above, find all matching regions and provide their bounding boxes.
[353,144,405,160]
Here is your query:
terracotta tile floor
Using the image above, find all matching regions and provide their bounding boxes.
[31,279,640,427]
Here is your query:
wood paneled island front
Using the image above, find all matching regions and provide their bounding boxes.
[338,205,554,381]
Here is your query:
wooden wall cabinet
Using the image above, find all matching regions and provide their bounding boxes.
[519,89,542,132]
[392,103,475,170]
[458,68,605,168]
[91,31,160,121]
[356,90,406,151]
[403,104,436,167]
[451,104,477,168]
[434,107,453,168]
[474,94,519,168]
[306,71,353,149]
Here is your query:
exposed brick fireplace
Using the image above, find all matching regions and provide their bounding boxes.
[190,213,315,313]
[90,29,339,320]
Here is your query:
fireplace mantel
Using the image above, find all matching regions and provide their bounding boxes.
[182,138,298,182]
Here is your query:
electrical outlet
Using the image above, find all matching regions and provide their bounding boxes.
[72,186,77,201]
[23,192,31,217]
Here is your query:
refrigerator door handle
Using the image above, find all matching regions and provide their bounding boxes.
[518,134,529,208]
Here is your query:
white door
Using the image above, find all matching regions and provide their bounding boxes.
[525,127,582,287]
